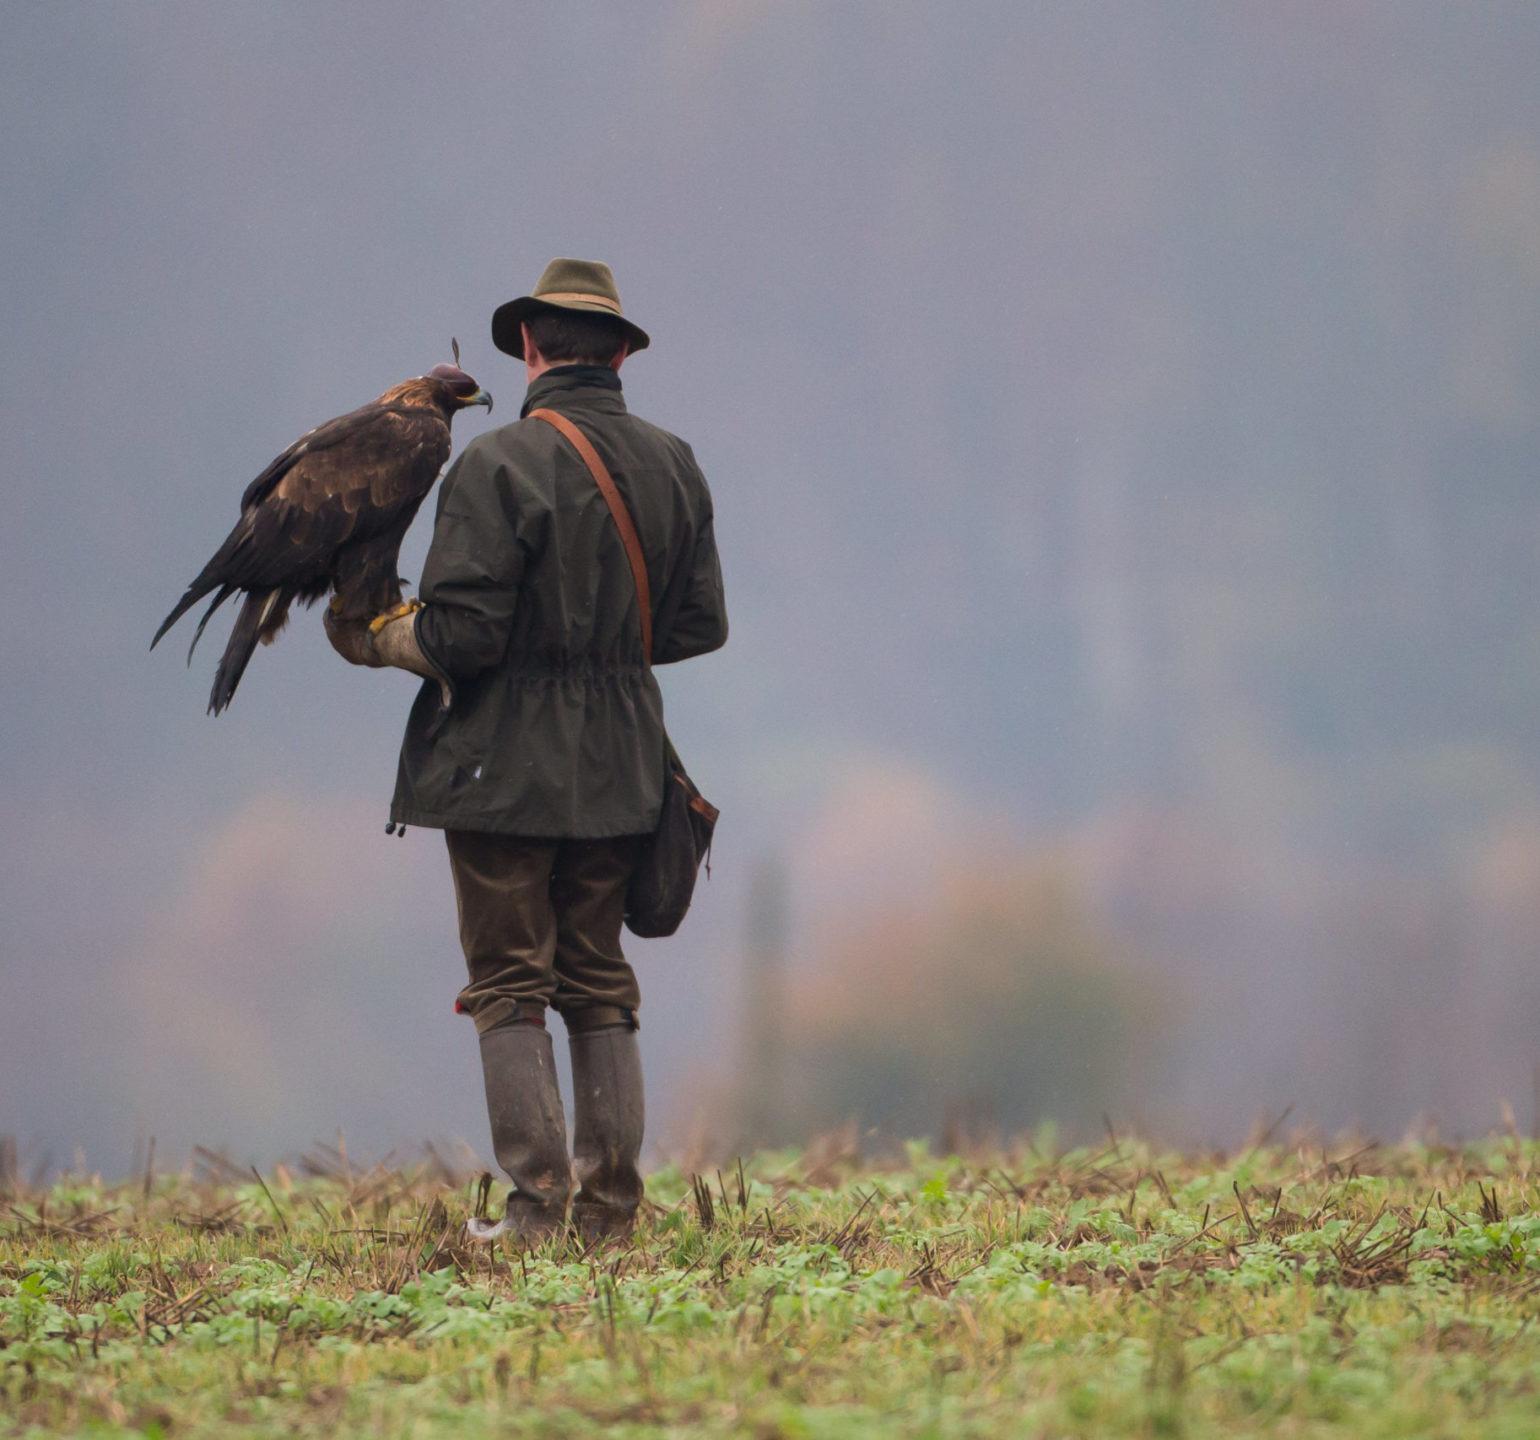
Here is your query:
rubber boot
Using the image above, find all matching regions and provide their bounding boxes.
[569,1025,645,1243]
[465,1022,571,1244]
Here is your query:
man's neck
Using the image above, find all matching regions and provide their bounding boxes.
[525,355,623,384]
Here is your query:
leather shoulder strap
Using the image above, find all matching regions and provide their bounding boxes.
[529,407,653,665]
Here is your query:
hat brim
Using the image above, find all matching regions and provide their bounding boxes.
[491,295,650,360]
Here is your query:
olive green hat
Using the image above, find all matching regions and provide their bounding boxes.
[491,257,650,360]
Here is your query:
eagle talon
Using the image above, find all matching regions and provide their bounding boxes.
[368,598,423,635]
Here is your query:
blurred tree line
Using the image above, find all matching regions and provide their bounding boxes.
[718,11,1540,1146]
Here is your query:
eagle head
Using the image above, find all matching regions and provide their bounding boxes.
[426,362,494,415]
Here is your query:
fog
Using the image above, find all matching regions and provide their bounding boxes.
[4,2,1539,1176]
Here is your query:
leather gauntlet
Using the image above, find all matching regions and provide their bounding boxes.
[322,607,382,667]
[372,610,452,707]
[323,601,451,708]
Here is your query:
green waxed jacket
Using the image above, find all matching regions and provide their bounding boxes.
[389,366,727,837]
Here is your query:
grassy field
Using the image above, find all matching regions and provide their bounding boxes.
[5,1131,1540,1437]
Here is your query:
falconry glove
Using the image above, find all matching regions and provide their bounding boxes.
[370,602,452,708]
[323,599,451,708]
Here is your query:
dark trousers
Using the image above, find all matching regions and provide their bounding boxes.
[444,831,644,1034]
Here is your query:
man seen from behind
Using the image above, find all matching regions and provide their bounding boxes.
[329,258,727,1244]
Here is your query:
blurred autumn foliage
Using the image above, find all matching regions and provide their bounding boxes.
[721,773,1540,1152]
[745,850,1167,1145]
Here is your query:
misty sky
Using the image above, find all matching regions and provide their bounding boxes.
[5,2,1540,1175]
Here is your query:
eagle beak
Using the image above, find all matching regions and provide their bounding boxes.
[465,388,494,413]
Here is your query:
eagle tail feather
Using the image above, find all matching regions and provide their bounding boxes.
[258,593,294,645]
[186,585,235,665]
[151,579,218,650]
[208,588,281,715]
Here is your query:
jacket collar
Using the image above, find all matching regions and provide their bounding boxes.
[520,365,626,419]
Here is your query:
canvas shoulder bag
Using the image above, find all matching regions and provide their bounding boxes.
[529,407,718,938]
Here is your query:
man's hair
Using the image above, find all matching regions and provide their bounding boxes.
[524,310,628,364]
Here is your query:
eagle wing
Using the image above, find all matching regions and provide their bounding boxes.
[152,403,451,648]
[228,404,451,587]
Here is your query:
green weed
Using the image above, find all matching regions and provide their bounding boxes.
[4,1135,1540,1436]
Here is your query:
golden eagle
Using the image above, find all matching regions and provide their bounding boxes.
[152,350,491,712]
